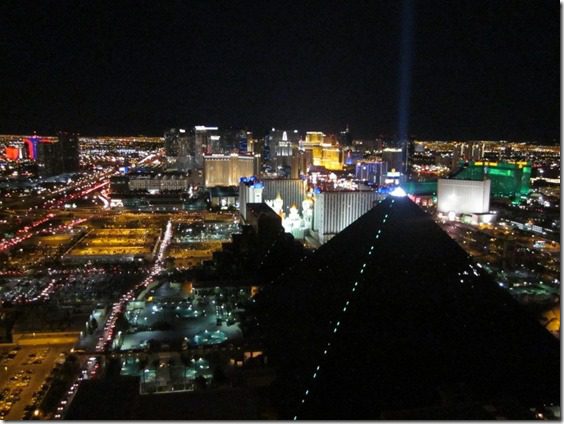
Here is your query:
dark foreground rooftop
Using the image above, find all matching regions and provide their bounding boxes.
[256,196,560,420]
[65,376,263,420]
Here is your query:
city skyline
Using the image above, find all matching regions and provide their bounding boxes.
[0,0,559,142]
[0,124,558,419]
[0,1,560,419]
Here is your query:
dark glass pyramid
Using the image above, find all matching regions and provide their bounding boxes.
[255,196,559,419]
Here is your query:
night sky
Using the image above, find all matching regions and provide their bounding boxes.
[0,0,559,141]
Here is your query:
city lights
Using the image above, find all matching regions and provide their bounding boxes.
[0,1,558,417]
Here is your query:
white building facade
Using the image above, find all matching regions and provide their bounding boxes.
[313,191,384,244]
[437,178,491,214]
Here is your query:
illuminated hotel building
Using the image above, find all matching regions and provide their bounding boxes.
[437,178,491,214]
[238,177,264,221]
[165,126,221,170]
[304,131,324,144]
[312,190,383,243]
[24,135,43,160]
[5,145,21,161]
[164,128,188,158]
[454,160,531,197]
[301,132,344,171]
[320,146,343,171]
[355,161,388,184]
[262,178,308,215]
[191,126,219,167]
[238,177,308,219]
[382,147,404,173]
[37,139,63,177]
[266,129,300,160]
[203,154,260,187]
[301,131,324,167]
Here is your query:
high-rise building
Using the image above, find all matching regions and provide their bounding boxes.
[5,146,20,161]
[261,178,308,216]
[275,130,293,158]
[238,177,264,221]
[165,126,221,170]
[24,136,41,160]
[338,125,352,146]
[456,141,485,162]
[36,132,80,177]
[300,132,343,171]
[290,148,309,178]
[203,154,260,187]
[437,178,491,215]
[323,148,343,171]
[215,128,244,155]
[245,132,259,155]
[239,131,249,154]
[355,161,388,184]
[58,131,80,173]
[344,149,364,166]
[301,131,324,167]
[37,139,63,177]
[191,126,219,167]
[265,128,301,162]
[164,128,188,158]
[164,128,189,170]
[382,147,403,173]
[312,190,383,243]
[453,161,531,197]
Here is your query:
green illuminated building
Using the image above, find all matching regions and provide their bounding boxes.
[453,161,531,197]
[402,161,531,199]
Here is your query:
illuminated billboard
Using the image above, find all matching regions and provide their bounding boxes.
[437,179,490,214]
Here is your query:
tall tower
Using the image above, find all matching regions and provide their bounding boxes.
[164,128,187,158]
[58,131,80,173]
[164,128,189,170]
[37,139,63,177]
[339,124,352,146]
[192,126,219,168]
[24,136,41,160]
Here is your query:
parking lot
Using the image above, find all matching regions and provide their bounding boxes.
[0,344,73,420]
